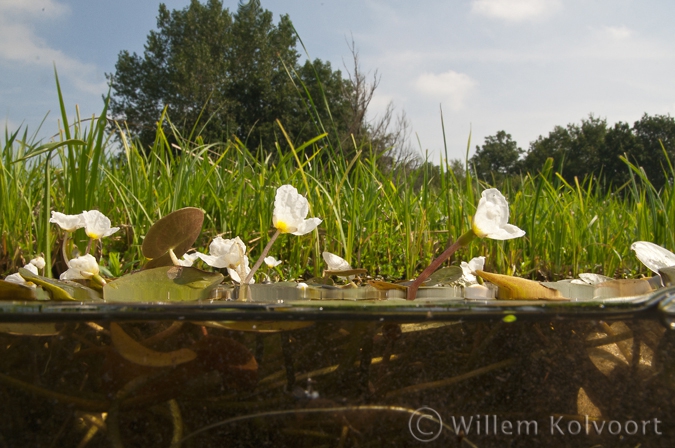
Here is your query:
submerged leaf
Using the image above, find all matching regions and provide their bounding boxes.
[201,321,314,333]
[103,266,224,302]
[143,207,204,268]
[110,322,197,367]
[0,323,60,335]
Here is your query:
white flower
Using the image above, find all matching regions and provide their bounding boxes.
[4,263,39,288]
[197,236,245,269]
[4,273,28,285]
[228,256,253,284]
[322,251,352,271]
[50,211,85,232]
[82,210,120,240]
[460,256,485,284]
[297,282,309,289]
[264,256,282,268]
[631,241,675,274]
[177,252,200,267]
[197,236,253,284]
[272,185,322,236]
[29,257,45,270]
[471,189,525,240]
[60,254,100,280]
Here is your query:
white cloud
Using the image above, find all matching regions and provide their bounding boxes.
[0,0,105,95]
[471,0,561,22]
[602,25,634,41]
[415,70,477,111]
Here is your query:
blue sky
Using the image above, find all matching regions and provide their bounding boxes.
[1,0,675,162]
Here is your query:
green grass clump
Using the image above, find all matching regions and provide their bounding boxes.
[2,86,674,282]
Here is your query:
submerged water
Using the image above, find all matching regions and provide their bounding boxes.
[1,286,675,447]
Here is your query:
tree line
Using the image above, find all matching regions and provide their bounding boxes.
[107,0,411,162]
[470,113,675,189]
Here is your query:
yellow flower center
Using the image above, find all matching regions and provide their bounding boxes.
[275,221,291,233]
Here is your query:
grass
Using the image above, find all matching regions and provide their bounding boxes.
[2,86,674,283]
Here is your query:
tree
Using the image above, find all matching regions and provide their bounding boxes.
[631,113,675,189]
[107,0,349,153]
[470,131,523,182]
[521,115,607,182]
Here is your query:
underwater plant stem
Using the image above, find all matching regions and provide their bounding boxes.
[244,229,281,284]
[406,230,476,300]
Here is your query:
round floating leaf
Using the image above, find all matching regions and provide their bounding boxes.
[103,266,224,302]
[0,279,39,301]
[142,207,204,266]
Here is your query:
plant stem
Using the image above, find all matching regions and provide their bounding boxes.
[244,229,281,284]
[406,230,476,300]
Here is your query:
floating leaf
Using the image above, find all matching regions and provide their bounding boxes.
[0,279,39,301]
[324,268,368,277]
[19,268,102,301]
[368,280,408,291]
[103,266,224,302]
[426,266,463,286]
[593,279,653,299]
[110,322,197,367]
[475,270,566,300]
[143,207,204,268]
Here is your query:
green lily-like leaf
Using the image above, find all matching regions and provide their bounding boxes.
[18,268,103,301]
[103,266,224,302]
[142,208,204,269]
[0,279,40,301]
[426,266,463,286]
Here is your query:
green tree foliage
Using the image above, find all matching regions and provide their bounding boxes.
[107,0,351,153]
[522,115,607,182]
[470,131,523,182]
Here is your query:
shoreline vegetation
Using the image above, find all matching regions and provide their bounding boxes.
[2,85,674,285]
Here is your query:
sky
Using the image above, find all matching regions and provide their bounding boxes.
[1,0,675,162]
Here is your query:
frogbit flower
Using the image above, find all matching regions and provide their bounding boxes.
[60,254,106,286]
[630,241,675,274]
[82,210,120,240]
[273,185,322,236]
[472,189,526,240]
[50,211,85,232]
[322,251,352,271]
[4,263,39,288]
[460,256,485,285]
[197,237,254,284]
[177,252,200,267]
[30,257,46,271]
[264,256,282,268]
[407,188,524,300]
[244,185,323,285]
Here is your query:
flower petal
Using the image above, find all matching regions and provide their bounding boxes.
[50,211,85,232]
[292,218,322,236]
[631,241,675,274]
[322,251,352,271]
[472,189,525,240]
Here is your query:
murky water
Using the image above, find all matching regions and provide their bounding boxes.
[1,286,675,447]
